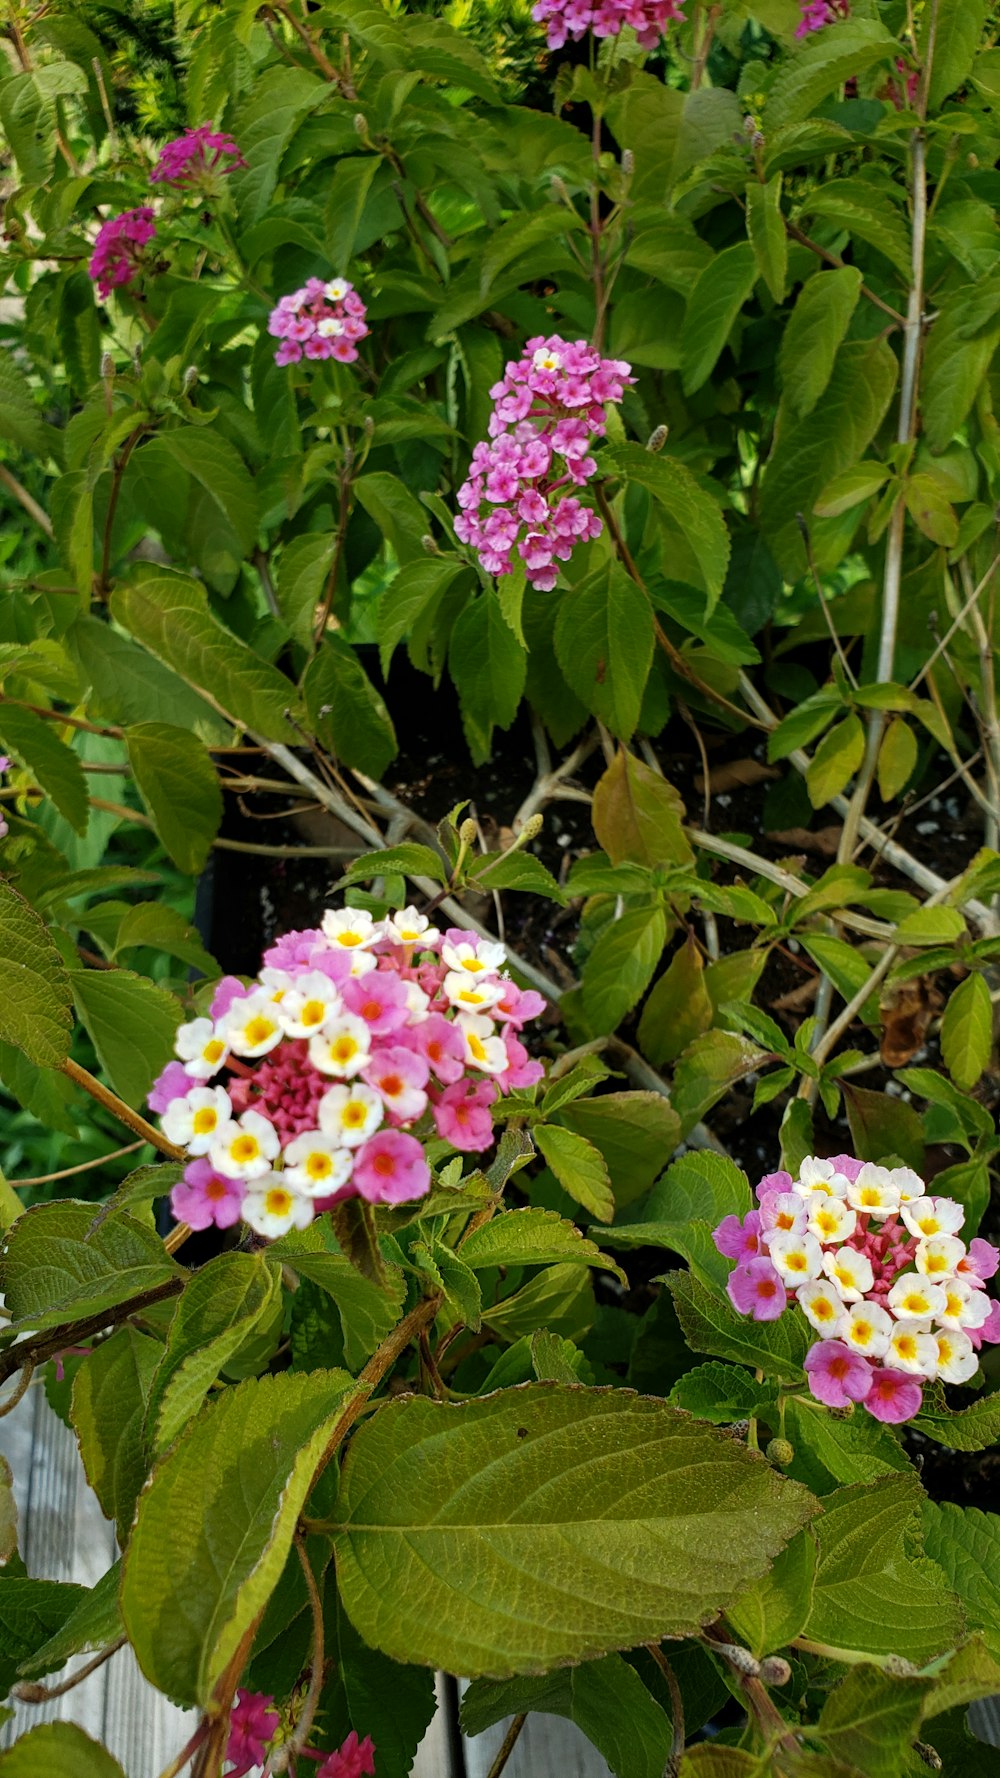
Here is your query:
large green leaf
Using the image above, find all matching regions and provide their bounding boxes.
[121,1368,353,1705]
[68,617,231,742]
[817,1663,930,1777]
[0,1581,88,1701]
[320,1584,438,1778]
[591,747,693,869]
[763,21,899,130]
[0,705,88,835]
[302,637,398,779]
[0,882,73,1070]
[582,906,667,1033]
[783,1398,909,1494]
[125,722,223,875]
[146,1252,282,1453]
[602,446,731,611]
[922,282,1000,454]
[680,243,758,396]
[778,270,861,420]
[17,1562,123,1681]
[157,427,259,573]
[462,1653,673,1778]
[110,566,298,742]
[727,1529,816,1658]
[668,1270,810,1383]
[0,1721,124,1776]
[534,1125,615,1224]
[921,1501,1000,1656]
[271,1222,406,1370]
[0,353,51,458]
[803,1476,965,1664]
[460,1207,626,1284]
[331,1386,815,1677]
[553,561,654,741]
[940,971,993,1090]
[555,1092,681,1207]
[925,0,991,111]
[71,1327,161,1543]
[0,1199,182,1334]
[637,935,713,1067]
[671,1032,771,1137]
[448,589,527,762]
[746,174,786,304]
[70,967,182,1108]
[644,1152,751,1227]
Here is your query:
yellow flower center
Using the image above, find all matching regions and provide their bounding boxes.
[461,957,485,973]
[231,1134,260,1163]
[204,1039,225,1065]
[265,1188,292,1216]
[468,1033,488,1062]
[337,931,362,947]
[306,1153,332,1180]
[245,1016,275,1047]
[343,1103,366,1128]
[302,1001,326,1027]
[192,1107,217,1135]
[333,1037,359,1062]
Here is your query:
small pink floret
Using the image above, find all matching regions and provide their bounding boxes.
[863,1366,923,1424]
[804,1339,872,1408]
[353,1129,430,1204]
[727,1256,786,1321]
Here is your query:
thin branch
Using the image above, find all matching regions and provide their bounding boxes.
[0,464,54,538]
[0,1277,185,1389]
[13,1637,125,1701]
[0,1365,34,1419]
[154,1720,210,1778]
[213,837,362,858]
[689,829,894,940]
[910,553,1000,692]
[59,1057,186,1162]
[485,1714,527,1778]
[12,1139,145,1187]
[646,1644,685,1771]
[278,1534,326,1764]
[784,222,906,325]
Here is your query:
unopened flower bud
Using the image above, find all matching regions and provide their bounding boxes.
[183,366,199,392]
[458,818,478,846]
[765,1437,794,1468]
[827,1402,855,1420]
[884,1654,920,1678]
[363,414,375,436]
[967,153,979,168]
[354,113,368,136]
[646,424,668,453]
[421,534,439,555]
[518,813,544,842]
[759,1656,792,1687]
[621,149,634,178]
[743,114,758,135]
[550,175,569,204]
[914,1743,943,1771]
[132,346,142,374]
[718,1643,760,1678]
[101,352,115,380]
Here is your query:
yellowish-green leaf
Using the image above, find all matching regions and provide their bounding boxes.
[805,714,865,809]
[940,970,992,1090]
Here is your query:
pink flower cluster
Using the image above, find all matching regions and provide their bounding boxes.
[226,1691,374,1778]
[796,0,849,36]
[151,907,545,1241]
[714,1154,1000,1425]
[532,0,685,51]
[151,123,247,187]
[267,277,369,368]
[0,755,9,840]
[454,336,633,591]
[88,206,157,300]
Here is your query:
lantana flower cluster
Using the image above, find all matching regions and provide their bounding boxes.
[226,1690,374,1778]
[532,0,685,51]
[714,1153,1000,1425]
[796,0,849,35]
[150,908,545,1241]
[454,336,633,591]
[88,120,244,300]
[267,277,370,368]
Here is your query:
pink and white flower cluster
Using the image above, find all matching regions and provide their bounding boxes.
[88,206,157,300]
[796,0,849,36]
[454,336,633,592]
[267,277,369,368]
[226,1689,374,1778]
[150,908,545,1241]
[532,0,685,51]
[151,123,247,188]
[714,1153,1000,1425]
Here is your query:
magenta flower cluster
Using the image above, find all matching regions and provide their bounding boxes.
[267,276,369,368]
[88,206,157,300]
[226,1691,374,1778]
[149,906,545,1241]
[714,1153,1000,1425]
[532,0,685,51]
[796,0,849,36]
[454,336,633,592]
[150,122,247,187]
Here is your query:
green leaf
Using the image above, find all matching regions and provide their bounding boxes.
[321,1585,438,1778]
[71,1327,161,1543]
[111,566,298,743]
[17,1562,123,1681]
[805,714,865,809]
[922,283,1000,454]
[271,1222,407,1369]
[763,21,899,130]
[843,1083,924,1170]
[338,843,448,888]
[668,1362,775,1426]
[554,562,654,741]
[940,971,992,1090]
[904,472,959,547]
[668,1269,810,1384]
[121,1368,353,1706]
[70,968,183,1109]
[303,637,398,779]
[925,0,991,111]
[69,617,231,743]
[592,748,693,870]
[894,905,966,945]
[460,1206,626,1285]
[581,906,667,1034]
[803,179,911,278]
[275,535,334,650]
[147,1253,282,1453]
[746,175,787,303]
[671,1032,771,1138]
[637,935,713,1067]
[645,1151,752,1227]
[0,1199,182,1334]
[482,1262,594,1346]
[914,1389,1000,1452]
[157,426,259,564]
[877,718,918,801]
[0,882,73,1069]
[470,851,567,903]
[555,1093,681,1208]
[602,447,731,611]
[125,722,223,875]
[462,1653,674,1778]
[813,462,890,518]
[803,1476,964,1664]
[779,267,863,419]
[378,557,470,679]
[0,705,88,834]
[0,354,50,459]
[680,243,758,395]
[922,1636,1000,1719]
[768,688,844,760]
[112,904,216,977]
[921,1501,1000,1652]
[330,1385,815,1677]
[354,473,428,566]
[324,154,382,268]
[0,1722,125,1777]
[534,1125,615,1224]
[727,1529,817,1657]
[783,1397,910,1492]
[817,1663,930,1777]
[448,589,527,762]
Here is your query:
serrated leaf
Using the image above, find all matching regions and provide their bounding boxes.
[0,882,73,1070]
[763,21,899,131]
[69,617,231,743]
[668,1362,775,1426]
[321,1584,438,1778]
[448,589,526,762]
[592,748,693,870]
[727,1529,817,1658]
[602,447,731,611]
[680,243,758,396]
[581,906,667,1034]
[668,1269,810,1384]
[671,1032,771,1138]
[532,1126,615,1224]
[0,1199,182,1334]
[303,637,397,779]
[147,1252,282,1453]
[921,1501,1000,1652]
[17,1562,123,1681]
[460,1206,626,1284]
[843,1083,924,1170]
[275,534,335,649]
[70,967,183,1109]
[157,426,259,562]
[894,905,966,945]
[125,722,223,874]
[71,1327,161,1543]
[330,1386,816,1677]
[554,562,653,741]
[746,175,787,303]
[813,462,889,518]
[556,1093,682,1208]
[271,1222,407,1369]
[111,566,298,743]
[121,1368,353,1705]
[0,705,88,833]
[338,843,448,888]
[462,1653,673,1778]
[112,903,217,977]
[817,1663,930,1776]
[779,267,863,419]
[805,714,865,809]
[470,851,566,903]
[783,1397,909,1493]
[0,1722,124,1776]
[904,472,959,547]
[940,971,992,1090]
[915,1388,1000,1452]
